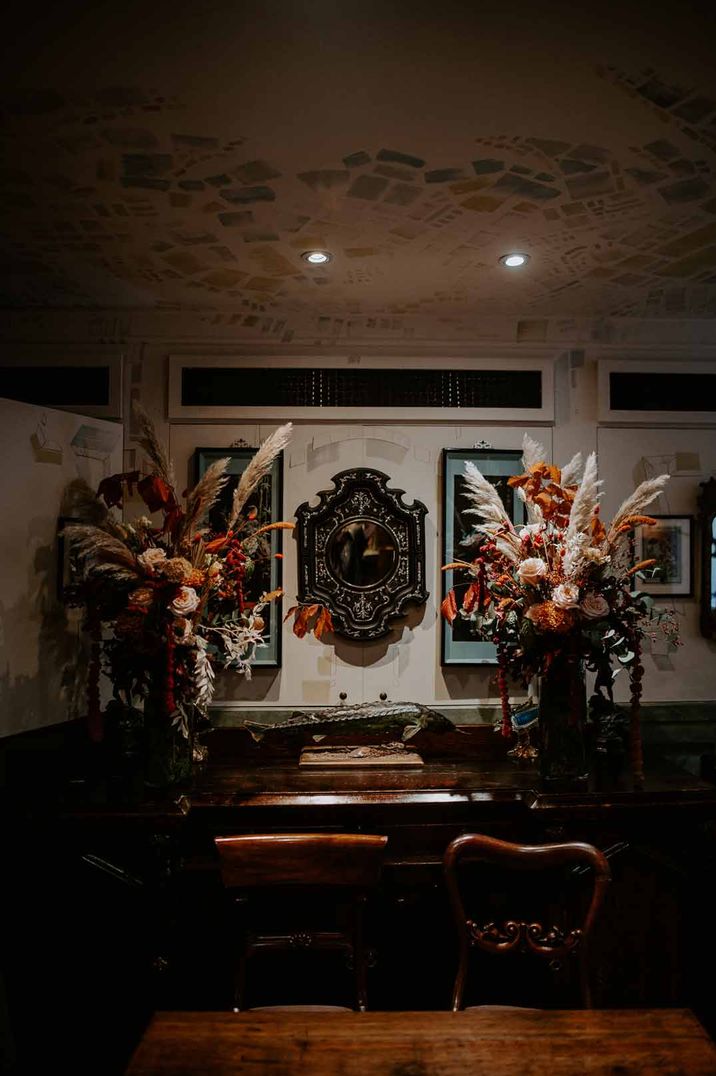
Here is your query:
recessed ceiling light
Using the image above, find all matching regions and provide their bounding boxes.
[499,252,530,268]
[301,250,332,265]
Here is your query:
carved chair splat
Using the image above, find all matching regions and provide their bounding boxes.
[444,834,611,1012]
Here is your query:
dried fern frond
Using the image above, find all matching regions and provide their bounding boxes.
[516,434,548,523]
[462,460,512,527]
[561,453,602,579]
[494,533,522,563]
[89,562,142,584]
[522,434,546,471]
[560,452,583,487]
[228,423,292,530]
[181,457,231,537]
[61,478,127,538]
[567,453,602,537]
[132,400,175,489]
[193,641,215,710]
[606,474,670,547]
[63,524,139,576]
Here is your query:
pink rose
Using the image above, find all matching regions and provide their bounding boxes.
[581,592,609,620]
[517,557,549,586]
[552,582,580,609]
[169,586,200,617]
[138,546,167,574]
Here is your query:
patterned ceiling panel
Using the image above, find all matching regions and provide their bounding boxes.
[1,11,715,335]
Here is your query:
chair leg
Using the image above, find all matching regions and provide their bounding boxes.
[353,900,368,1012]
[451,937,469,1012]
[233,948,248,1012]
[579,951,593,1009]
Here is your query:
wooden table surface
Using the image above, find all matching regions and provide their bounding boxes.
[125,1008,716,1074]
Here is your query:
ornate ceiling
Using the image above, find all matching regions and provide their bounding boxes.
[2,1,716,338]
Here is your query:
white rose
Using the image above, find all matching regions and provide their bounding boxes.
[552,582,580,609]
[517,557,549,586]
[169,586,200,617]
[138,546,167,574]
[581,592,610,620]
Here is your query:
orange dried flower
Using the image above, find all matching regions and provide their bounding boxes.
[525,600,577,635]
[163,556,194,583]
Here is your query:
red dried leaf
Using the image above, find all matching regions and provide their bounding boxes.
[440,590,459,624]
[137,475,177,514]
[97,470,140,509]
[313,606,334,639]
[462,583,481,615]
[292,607,310,639]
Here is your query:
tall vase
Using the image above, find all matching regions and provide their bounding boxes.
[142,694,194,790]
[538,653,588,788]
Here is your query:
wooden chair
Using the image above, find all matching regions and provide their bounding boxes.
[214,833,387,1012]
[444,834,611,1012]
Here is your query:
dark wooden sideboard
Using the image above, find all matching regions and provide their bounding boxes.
[4,724,716,1074]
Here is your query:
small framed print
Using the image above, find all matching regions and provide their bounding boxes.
[56,516,83,603]
[193,446,284,667]
[634,515,694,598]
[441,448,525,664]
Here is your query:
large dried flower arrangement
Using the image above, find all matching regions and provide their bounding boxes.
[65,406,292,745]
[441,435,680,781]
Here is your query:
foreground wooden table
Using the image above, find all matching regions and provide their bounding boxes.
[125,1008,716,1074]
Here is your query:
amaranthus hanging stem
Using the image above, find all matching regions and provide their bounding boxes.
[629,636,645,789]
[87,611,103,743]
[496,645,512,739]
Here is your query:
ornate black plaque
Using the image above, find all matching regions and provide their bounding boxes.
[295,469,428,640]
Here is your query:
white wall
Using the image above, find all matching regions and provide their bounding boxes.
[0,398,122,736]
[598,425,716,703]
[1,311,715,723]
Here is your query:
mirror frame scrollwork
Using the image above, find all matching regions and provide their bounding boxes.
[295,468,429,640]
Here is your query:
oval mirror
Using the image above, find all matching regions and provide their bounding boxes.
[328,519,398,588]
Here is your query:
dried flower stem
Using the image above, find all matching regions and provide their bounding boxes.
[630,637,644,789]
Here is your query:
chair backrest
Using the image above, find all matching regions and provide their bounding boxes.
[214,833,388,1011]
[214,833,388,890]
[444,833,611,1010]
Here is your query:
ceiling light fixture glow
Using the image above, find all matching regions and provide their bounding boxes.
[302,250,332,265]
[499,252,530,268]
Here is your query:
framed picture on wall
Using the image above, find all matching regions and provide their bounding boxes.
[193,446,284,667]
[441,448,525,665]
[56,515,83,603]
[633,515,694,598]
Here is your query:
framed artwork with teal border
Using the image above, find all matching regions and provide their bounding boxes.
[193,446,284,668]
[441,448,525,665]
[633,514,693,598]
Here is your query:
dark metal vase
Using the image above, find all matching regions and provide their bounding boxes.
[538,654,588,788]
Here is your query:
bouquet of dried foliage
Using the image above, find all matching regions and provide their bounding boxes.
[65,405,292,745]
[442,435,681,779]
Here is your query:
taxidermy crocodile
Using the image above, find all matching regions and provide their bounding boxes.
[243,701,457,743]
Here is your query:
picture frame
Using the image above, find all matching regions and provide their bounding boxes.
[193,447,284,667]
[441,449,525,665]
[56,515,82,603]
[633,514,694,599]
